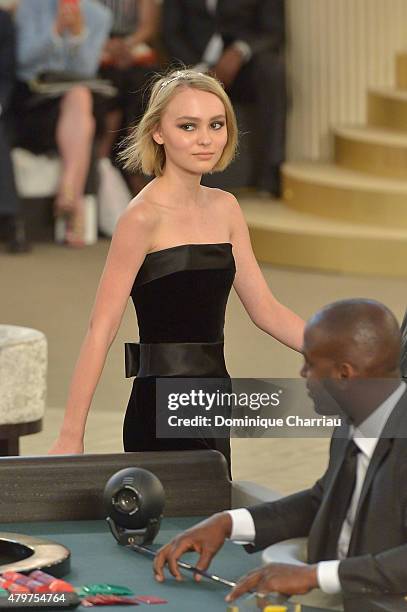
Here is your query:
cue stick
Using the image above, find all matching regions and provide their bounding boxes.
[130,543,288,604]
[131,543,237,587]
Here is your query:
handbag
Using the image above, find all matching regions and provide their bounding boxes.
[28,72,117,99]
[98,158,132,237]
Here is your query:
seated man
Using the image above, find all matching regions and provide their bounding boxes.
[162,0,286,197]
[97,0,160,195]
[0,5,29,253]
[153,298,407,605]
[400,309,407,380]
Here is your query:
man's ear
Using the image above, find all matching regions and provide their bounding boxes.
[338,361,357,380]
[152,125,164,145]
[337,362,357,387]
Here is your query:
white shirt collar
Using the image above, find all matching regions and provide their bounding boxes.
[206,0,218,14]
[351,381,406,459]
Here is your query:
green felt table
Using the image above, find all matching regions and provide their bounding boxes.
[0,517,330,612]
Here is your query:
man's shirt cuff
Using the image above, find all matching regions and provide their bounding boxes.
[233,40,252,62]
[227,509,256,543]
[317,561,341,594]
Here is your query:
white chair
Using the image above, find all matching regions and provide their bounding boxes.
[0,325,47,455]
[11,148,97,245]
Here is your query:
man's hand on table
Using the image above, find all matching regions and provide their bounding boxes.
[225,562,318,603]
[102,37,134,69]
[153,512,232,583]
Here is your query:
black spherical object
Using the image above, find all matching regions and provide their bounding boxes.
[103,468,165,530]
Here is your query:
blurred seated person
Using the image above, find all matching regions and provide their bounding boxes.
[97,0,161,194]
[162,0,286,197]
[13,0,112,247]
[0,2,29,253]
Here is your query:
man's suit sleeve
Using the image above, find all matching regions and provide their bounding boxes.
[162,0,201,65]
[226,0,285,57]
[339,546,407,596]
[400,310,407,380]
[0,11,16,114]
[242,431,343,554]
[244,480,324,553]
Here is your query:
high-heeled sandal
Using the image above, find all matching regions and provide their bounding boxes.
[55,186,76,218]
[65,204,85,248]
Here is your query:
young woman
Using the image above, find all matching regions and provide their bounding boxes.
[50,69,304,473]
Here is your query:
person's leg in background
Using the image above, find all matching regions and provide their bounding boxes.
[0,119,29,253]
[230,50,287,198]
[55,85,96,247]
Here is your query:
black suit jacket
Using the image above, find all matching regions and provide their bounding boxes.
[162,0,285,66]
[246,389,407,597]
[400,312,407,380]
[0,9,16,115]
[0,9,19,216]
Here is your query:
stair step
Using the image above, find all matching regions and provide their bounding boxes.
[396,52,407,90]
[333,124,407,179]
[282,161,407,228]
[368,87,407,131]
[241,198,407,277]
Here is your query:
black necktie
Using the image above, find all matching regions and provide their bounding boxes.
[325,439,360,559]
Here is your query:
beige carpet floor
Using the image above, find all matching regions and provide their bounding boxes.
[2,238,407,494]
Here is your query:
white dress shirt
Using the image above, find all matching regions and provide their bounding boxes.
[228,382,406,594]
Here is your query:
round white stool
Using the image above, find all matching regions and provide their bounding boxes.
[0,325,47,455]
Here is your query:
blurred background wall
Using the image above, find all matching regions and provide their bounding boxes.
[287,0,407,160]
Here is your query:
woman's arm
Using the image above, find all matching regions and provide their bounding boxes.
[64,1,112,77]
[49,202,157,454]
[126,0,160,48]
[229,194,304,352]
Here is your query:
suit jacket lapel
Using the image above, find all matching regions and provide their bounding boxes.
[310,389,407,562]
[308,424,350,562]
[348,390,407,555]
[347,437,392,556]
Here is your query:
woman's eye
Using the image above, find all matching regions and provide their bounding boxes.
[179,123,194,131]
[211,121,225,130]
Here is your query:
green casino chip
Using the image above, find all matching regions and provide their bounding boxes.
[78,583,134,596]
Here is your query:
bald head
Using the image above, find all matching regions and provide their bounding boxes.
[305,299,401,376]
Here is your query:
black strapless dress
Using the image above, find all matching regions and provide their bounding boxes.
[123,243,235,473]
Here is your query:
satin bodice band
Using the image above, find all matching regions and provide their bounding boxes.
[132,242,234,289]
[125,341,228,378]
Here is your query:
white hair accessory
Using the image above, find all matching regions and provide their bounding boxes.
[159,71,204,91]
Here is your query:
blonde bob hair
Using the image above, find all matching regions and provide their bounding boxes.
[119,68,238,177]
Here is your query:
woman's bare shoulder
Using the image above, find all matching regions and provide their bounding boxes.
[115,194,161,236]
[109,196,161,259]
[203,187,242,224]
[203,186,239,208]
